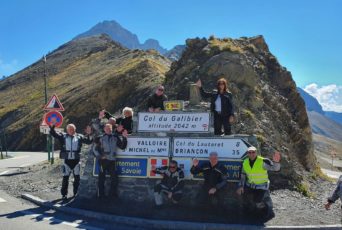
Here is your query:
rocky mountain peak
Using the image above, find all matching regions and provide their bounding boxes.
[165,35,316,188]
[74,20,168,55]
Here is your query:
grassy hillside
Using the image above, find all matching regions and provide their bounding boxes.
[0,34,171,150]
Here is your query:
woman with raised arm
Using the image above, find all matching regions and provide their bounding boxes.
[196,78,234,135]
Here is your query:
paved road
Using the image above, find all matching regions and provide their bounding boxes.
[0,152,47,175]
[321,168,342,179]
[0,152,144,229]
[0,189,143,230]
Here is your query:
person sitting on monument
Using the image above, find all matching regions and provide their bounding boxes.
[147,85,168,112]
[93,123,128,199]
[196,77,235,135]
[116,107,133,134]
[190,152,228,208]
[236,146,281,220]
[50,123,93,200]
[153,160,185,207]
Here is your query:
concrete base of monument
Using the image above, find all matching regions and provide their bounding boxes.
[72,132,263,224]
[75,153,265,225]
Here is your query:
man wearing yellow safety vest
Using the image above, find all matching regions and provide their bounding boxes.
[237,146,281,219]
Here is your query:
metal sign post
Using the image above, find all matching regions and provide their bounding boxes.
[42,56,65,165]
[51,137,54,165]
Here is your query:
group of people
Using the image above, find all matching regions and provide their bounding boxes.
[48,78,342,219]
[50,107,133,200]
[153,147,281,219]
[50,118,282,218]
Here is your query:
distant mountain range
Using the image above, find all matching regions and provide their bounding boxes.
[297,88,324,115]
[298,87,342,142]
[74,20,185,60]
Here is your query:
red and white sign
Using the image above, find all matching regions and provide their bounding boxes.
[44,111,64,128]
[148,157,169,178]
[44,94,64,111]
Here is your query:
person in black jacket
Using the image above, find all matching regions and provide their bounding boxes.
[196,78,234,135]
[50,124,93,200]
[153,160,185,207]
[147,85,168,112]
[92,124,128,199]
[190,152,227,207]
[96,108,133,134]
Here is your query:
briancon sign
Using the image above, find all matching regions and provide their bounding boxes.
[173,137,250,159]
[137,112,210,133]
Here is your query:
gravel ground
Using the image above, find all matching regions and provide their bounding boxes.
[0,159,341,226]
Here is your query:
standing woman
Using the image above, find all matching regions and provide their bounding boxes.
[196,78,235,135]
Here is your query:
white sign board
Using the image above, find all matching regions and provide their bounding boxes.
[137,112,210,133]
[117,137,170,157]
[173,137,249,159]
[40,125,63,134]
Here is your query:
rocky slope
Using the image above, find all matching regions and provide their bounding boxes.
[1,34,319,189]
[164,35,317,188]
[325,111,342,125]
[308,111,342,142]
[0,34,171,150]
[164,45,186,61]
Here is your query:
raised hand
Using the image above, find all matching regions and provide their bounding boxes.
[273,151,281,163]
[122,129,128,138]
[99,110,105,119]
[196,79,202,88]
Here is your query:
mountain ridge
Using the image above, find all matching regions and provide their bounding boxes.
[74,20,168,54]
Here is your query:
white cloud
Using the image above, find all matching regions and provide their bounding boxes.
[304,83,342,113]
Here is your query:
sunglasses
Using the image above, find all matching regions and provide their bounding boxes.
[158,88,164,91]
[169,166,176,169]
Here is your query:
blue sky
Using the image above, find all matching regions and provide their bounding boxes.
[1,0,341,111]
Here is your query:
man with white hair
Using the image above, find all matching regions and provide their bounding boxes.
[50,123,93,200]
[191,152,228,207]
[93,123,128,199]
[237,146,281,219]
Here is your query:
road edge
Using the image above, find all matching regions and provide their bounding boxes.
[21,193,342,230]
